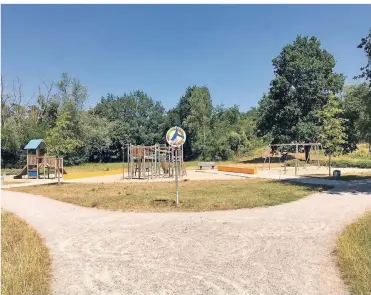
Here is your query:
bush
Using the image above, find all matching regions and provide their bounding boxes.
[346,149,371,160]
[1,168,22,176]
[331,158,371,169]
[286,158,371,169]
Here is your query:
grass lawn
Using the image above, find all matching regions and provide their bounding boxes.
[1,210,51,295]
[10,179,329,212]
[65,162,124,173]
[308,171,371,181]
[337,211,371,295]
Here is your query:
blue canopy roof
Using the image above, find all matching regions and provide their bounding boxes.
[24,139,45,150]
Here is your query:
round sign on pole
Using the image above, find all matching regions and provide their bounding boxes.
[166,126,186,147]
[166,126,186,207]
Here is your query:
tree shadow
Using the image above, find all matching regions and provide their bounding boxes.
[280,176,371,195]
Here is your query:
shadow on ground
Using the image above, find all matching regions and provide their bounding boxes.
[281,176,371,195]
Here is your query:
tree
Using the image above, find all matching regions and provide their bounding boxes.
[341,83,370,153]
[257,35,345,160]
[45,112,83,156]
[56,72,88,137]
[94,91,166,162]
[355,29,371,85]
[166,86,197,160]
[78,111,113,162]
[184,86,213,159]
[317,94,346,176]
[354,29,371,153]
[359,90,371,152]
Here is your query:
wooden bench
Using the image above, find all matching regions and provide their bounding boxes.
[217,166,257,174]
[198,162,215,170]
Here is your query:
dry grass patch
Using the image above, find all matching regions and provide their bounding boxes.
[3,181,25,185]
[10,179,329,212]
[337,211,371,295]
[1,210,51,295]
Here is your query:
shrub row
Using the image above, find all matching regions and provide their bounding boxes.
[1,168,22,176]
[286,159,371,169]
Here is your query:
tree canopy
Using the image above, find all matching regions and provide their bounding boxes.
[2,31,371,168]
[257,35,345,145]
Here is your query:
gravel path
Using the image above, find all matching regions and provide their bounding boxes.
[2,183,371,295]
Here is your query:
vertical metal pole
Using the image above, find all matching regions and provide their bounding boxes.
[316,145,320,169]
[122,145,125,180]
[268,154,271,170]
[295,144,298,176]
[36,149,39,179]
[154,144,157,178]
[175,148,179,206]
[57,158,60,185]
[26,150,29,179]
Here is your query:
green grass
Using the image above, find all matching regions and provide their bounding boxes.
[308,171,371,182]
[10,179,330,212]
[1,168,23,176]
[1,210,51,295]
[65,162,124,173]
[337,211,371,295]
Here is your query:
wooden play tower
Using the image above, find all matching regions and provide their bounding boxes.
[14,139,66,179]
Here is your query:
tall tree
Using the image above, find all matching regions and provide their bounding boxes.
[341,83,370,153]
[355,29,371,153]
[355,29,371,85]
[317,94,346,176]
[184,86,213,158]
[359,90,371,152]
[257,35,345,160]
[45,112,83,156]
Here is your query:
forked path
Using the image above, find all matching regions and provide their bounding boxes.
[2,183,371,295]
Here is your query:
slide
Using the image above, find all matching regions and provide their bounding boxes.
[161,162,169,174]
[59,168,67,175]
[13,165,27,179]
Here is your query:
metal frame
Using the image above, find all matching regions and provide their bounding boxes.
[261,143,325,175]
[122,143,186,180]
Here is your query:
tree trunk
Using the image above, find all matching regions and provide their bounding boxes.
[369,144,371,154]
[328,154,331,177]
[304,145,311,162]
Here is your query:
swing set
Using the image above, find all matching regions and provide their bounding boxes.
[261,143,325,175]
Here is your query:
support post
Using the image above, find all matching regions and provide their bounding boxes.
[57,158,60,185]
[36,149,39,179]
[26,150,29,179]
[295,143,298,176]
[268,154,271,170]
[175,148,179,206]
[123,146,125,180]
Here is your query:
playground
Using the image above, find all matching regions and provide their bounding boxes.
[2,138,371,295]
[4,139,371,188]
[12,139,66,180]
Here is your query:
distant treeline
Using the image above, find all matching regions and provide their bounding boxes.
[2,31,370,168]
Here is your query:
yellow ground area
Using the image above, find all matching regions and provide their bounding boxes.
[63,169,123,180]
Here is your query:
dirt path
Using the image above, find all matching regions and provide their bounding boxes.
[2,183,371,295]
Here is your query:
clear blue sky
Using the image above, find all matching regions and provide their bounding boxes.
[2,4,371,111]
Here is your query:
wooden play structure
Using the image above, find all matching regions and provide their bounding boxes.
[123,143,186,180]
[14,139,67,179]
